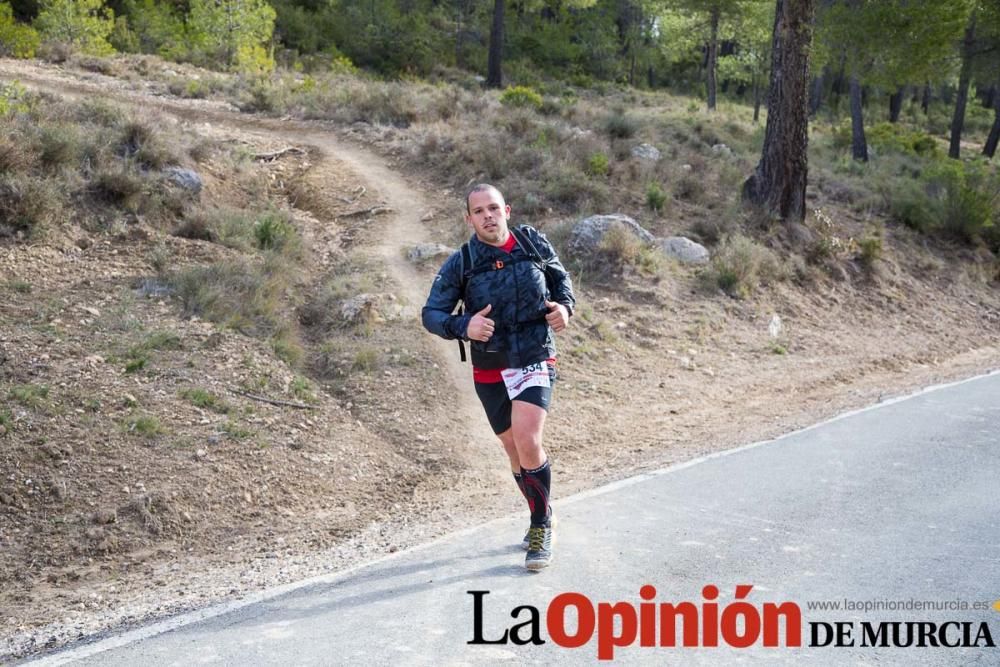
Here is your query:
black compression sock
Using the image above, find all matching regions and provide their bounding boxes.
[513,472,528,500]
[521,460,552,527]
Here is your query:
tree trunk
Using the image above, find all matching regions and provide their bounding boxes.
[849,75,868,161]
[888,86,904,123]
[742,0,816,224]
[753,72,762,123]
[706,6,719,110]
[984,84,1000,158]
[486,0,504,89]
[808,70,826,116]
[921,81,931,114]
[455,1,464,68]
[949,11,977,160]
[983,85,997,111]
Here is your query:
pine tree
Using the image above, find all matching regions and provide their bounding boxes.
[815,0,970,162]
[742,0,816,223]
[33,0,115,56]
[188,0,276,72]
[670,0,750,110]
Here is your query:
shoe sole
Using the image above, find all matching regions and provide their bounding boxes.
[525,556,552,571]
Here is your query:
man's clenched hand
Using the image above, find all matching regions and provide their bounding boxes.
[467,304,495,342]
[544,300,569,332]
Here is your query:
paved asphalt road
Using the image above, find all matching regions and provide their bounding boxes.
[28,372,1000,666]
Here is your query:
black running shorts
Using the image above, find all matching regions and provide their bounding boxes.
[474,362,557,435]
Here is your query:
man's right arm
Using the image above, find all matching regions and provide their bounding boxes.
[421,253,471,341]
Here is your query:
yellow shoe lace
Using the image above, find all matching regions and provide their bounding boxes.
[527,526,546,552]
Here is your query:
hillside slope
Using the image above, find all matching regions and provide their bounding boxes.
[1,58,998,659]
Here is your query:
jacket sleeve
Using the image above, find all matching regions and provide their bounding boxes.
[528,227,576,317]
[421,251,472,340]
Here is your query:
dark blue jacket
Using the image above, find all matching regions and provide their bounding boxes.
[422,225,575,370]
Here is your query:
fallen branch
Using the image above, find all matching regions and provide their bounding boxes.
[338,186,368,204]
[338,205,393,218]
[228,387,316,410]
[253,147,306,161]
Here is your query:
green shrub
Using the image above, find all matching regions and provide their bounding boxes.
[857,234,883,269]
[138,330,182,352]
[0,4,40,58]
[37,124,82,170]
[890,161,998,243]
[180,387,228,413]
[867,122,940,157]
[109,15,138,53]
[646,182,667,213]
[124,355,147,373]
[604,111,639,139]
[121,413,163,437]
[241,77,287,113]
[500,85,543,110]
[254,211,297,252]
[586,152,609,177]
[10,383,49,408]
[0,80,32,117]
[889,180,936,232]
[931,162,997,243]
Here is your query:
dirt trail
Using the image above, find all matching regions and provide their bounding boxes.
[2,61,498,467]
[4,59,1000,660]
[285,129,499,460]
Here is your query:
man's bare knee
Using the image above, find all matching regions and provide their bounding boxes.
[497,429,519,471]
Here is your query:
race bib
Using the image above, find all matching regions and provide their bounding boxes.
[500,362,550,400]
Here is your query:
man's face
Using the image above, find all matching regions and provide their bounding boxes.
[465,188,511,246]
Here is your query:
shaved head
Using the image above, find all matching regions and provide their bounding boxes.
[465,183,505,213]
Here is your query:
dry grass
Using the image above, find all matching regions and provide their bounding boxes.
[700,235,785,299]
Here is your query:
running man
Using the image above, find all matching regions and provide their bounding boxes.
[422,184,575,570]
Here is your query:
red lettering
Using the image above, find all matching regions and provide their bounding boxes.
[639,586,656,647]
[702,585,719,647]
[720,602,761,648]
[659,602,699,647]
[597,602,637,660]
[762,602,802,647]
[547,593,595,648]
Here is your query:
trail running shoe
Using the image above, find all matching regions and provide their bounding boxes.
[521,529,531,551]
[525,517,555,571]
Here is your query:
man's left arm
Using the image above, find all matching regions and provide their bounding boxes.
[528,228,575,329]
